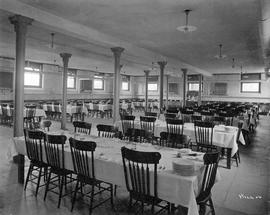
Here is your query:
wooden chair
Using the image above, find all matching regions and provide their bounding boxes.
[24,106,37,129]
[194,121,216,152]
[180,110,193,123]
[43,134,74,208]
[164,113,177,119]
[69,138,114,214]
[145,112,158,117]
[42,120,52,131]
[196,152,220,215]
[140,116,156,143]
[159,132,190,148]
[166,118,184,135]
[24,129,47,196]
[73,121,92,135]
[192,115,202,123]
[121,147,171,214]
[120,115,135,140]
[96,124,117,138]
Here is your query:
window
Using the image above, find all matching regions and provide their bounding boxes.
[188,83,200,91]
[24,61,42,88]
[122,75,130,91]
[93,76,104,90]
[67,69,76,89]
[241,82,260,93]
[148,83,158,91]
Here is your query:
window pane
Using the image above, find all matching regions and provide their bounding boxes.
[94,79,104,89]
[122,82,129,90]
[148,83,158,91]
[241,82,260,92]
[24,72,40,87]
[188,83,199,91]
[67,76,75,89]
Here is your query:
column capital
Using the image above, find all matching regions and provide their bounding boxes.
[111,47,125,57]
[60,53,72,65]
[181,68,188,74]
[9,15,33,33]
[144,70,150,76]
[157,61,167,69]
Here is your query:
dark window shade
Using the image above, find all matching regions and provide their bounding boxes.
[241,73,261,80]
[212,83,227,95]
[80,79,92,92]
[169,83,178,93]
[148,76,158,82]
[187,75,202,81]
[121,75,130,82]
[0,72,13,88]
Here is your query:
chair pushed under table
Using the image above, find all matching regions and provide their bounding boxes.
[121,147,171,214]
[69,138,114,214]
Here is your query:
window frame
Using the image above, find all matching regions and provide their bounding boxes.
[93,76,105,90]
[24,62,43,88]
[67,75,76,89]
[148,83,158,91]
[240,82,261,93]
[121,75,130,91]
[188,82,201,91]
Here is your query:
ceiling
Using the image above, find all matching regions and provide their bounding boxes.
[0,0,269,76]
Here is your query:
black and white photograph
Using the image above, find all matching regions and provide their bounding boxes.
[0,0,269,215]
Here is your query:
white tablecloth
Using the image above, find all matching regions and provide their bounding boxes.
[66,105,88,115]
[0,107,46,118]
[115,120,245,156]
[12,131,218,215]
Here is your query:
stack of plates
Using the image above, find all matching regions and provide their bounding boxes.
[172,158,197,176]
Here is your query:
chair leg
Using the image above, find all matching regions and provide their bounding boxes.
[89,184,95,215]
[114,185,117,196]
[35,167,43,196]
[57,175,64,208]
[44,170,52,201]
[24,163,33,191]
[209,198,215,215]
[71,179,79,212]
[198,204,206,215]
[110,184,114,210]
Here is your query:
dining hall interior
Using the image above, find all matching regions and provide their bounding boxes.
[0,0,269,215]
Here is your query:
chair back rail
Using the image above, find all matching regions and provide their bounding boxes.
[194,121,215,152]
[121,147,161,199]
[44,134,67,169]
[73,121,92,135]
[69,138,96,179]
[24,129,44,163]
[96,124,116,138]
[166,118,184,135]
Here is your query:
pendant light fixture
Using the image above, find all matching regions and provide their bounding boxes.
[177,9,197,33]
[214,44,226,59]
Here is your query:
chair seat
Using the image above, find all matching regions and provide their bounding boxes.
[50,167,73,176]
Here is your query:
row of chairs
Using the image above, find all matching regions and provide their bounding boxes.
[24,127,220,215]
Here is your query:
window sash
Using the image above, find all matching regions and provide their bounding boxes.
[122,81,130,91]
[67,76,76,89]
[188,83,200,91]
[24,71,42,88]
[241,82,260,93]
[93,78,104,90]
[148,83,158,91]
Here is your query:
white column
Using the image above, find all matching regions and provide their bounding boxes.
[9,15,33,137]
[181,68,187,107]
[60,53,72,130]
[144,70,150,112]
[111,47,124,123]
[157,61,167,112]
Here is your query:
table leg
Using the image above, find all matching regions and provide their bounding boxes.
[227,148,232,169]
[17,154,25,184]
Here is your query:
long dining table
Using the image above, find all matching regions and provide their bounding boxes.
[12,130,220,215]
[115,119,245,169]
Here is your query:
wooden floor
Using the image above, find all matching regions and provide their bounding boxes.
[0,115,269,215]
